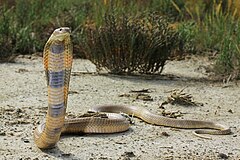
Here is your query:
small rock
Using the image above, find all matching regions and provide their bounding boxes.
[21,138,30,143]
[15,69,29,73]
[228,109,233,114]
[68,90,79,94]
[9,132,14,136]
[161,132,170,137]
[0,132,6,136]
[61,153,71,157]
[218,153,228,159]
[122,151,135,158]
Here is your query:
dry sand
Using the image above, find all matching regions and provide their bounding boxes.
[0,56,239,160]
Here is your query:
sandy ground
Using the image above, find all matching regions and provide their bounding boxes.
[0,56,240,160]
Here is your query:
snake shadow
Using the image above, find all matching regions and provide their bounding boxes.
[61,127,133,138]
[41,129,133,159]
[98,72,218,84]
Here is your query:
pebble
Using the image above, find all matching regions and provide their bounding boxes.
[218,153,228,159]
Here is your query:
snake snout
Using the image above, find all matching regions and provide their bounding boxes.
[55,27,71,34]
[62,27,71,33]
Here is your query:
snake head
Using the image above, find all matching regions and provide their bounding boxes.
[50,27,71,42]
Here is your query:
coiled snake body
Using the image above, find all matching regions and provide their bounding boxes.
[34,27,231,149]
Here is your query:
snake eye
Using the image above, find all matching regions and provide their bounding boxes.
[59,28,62,31]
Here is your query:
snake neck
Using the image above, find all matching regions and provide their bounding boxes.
[34,28,72,149]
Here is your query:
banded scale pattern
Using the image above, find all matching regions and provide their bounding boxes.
[34,27,73,149]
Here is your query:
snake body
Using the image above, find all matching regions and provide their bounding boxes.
[34,27,231,149]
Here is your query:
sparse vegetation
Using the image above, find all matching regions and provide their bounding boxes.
[176,21,198,54]
[172,0,240,79]
[0,0,239,78]
[80,13,178,74]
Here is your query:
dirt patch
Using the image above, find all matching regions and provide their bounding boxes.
[0,56,239,159]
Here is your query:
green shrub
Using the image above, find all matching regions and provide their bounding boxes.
[0,0,90,61]
[0,5,15,62]
[214,22,240,79]
[177,21,198,53]
[80,12,178,74]
[188,4,240,79]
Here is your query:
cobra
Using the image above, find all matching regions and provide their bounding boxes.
[34,27,231,149]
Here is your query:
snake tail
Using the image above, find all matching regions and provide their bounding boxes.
[90,105,231,137]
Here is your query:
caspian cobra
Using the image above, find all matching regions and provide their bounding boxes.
[34,27,231,149]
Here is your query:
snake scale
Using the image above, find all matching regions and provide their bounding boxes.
[34,27,231,149]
